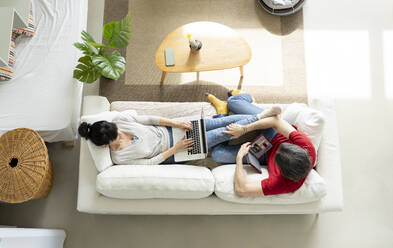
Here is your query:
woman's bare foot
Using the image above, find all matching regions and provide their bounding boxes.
[257,106,281,119]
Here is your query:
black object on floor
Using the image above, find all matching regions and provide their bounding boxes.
[258,0,306,16]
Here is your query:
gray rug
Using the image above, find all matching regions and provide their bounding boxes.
[100,0,307,104]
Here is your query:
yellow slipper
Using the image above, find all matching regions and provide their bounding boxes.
[206,93,229,115]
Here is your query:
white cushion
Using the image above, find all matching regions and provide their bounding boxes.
[96,164,215,199]
[80,111,120,172]
[212,164,327,204]
[282,103,325,152]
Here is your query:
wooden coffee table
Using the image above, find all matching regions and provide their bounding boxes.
[155,22,252,84]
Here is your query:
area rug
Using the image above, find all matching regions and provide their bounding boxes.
[100,0,307,104]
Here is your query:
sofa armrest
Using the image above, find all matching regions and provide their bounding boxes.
[309,97,344,212]
[78,96,110,212]
[82,96,110,115]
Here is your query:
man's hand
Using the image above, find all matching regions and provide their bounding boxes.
[234,142,264,197]
[237,142,251,159]
[174,137,194,152]
[222,123,247,139]
[174,120,192,131]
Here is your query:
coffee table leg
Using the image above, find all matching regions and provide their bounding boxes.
[160,71,167,84]
[197,72,200,82]
[240,66,244,78]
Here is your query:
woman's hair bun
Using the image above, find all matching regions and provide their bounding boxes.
[78,122,91,139]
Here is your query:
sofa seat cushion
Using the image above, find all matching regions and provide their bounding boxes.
[212,164,327,204]
[96,164,215,199]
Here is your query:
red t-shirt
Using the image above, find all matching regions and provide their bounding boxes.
[261,130,316,196]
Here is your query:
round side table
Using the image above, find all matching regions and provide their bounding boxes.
[0,128,53,203]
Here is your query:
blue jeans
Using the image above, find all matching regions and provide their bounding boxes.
[211,94,278,164]
[162,113,260,164]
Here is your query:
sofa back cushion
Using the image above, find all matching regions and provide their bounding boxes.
[81,102,324,172]
[111,101,323,149]
[96,164,215,199]
[111,101,217,118]
[212,164,327,204]
[282,103,325,152]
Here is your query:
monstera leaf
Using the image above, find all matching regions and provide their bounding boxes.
[73,14,131,83]
[81,30,96,43]
[81,30,107,50]
[92,51,125,80]
[103,13,131,48]
[73,42,95,56]
[73,56,101,83]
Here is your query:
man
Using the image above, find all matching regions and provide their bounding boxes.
[207,92,316,196]
[225,115,316,196]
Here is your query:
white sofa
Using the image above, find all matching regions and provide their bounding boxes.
[77,96,343,215]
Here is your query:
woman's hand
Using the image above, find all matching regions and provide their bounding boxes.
[174,137,194,152]
[222,123,247,139]
[174,120,192,131]
[237,142,251,159]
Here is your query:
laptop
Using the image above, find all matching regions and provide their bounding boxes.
[172,109,208,162]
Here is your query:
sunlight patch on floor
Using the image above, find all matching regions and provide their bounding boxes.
[305,30,371,99]
[179,28,284,87]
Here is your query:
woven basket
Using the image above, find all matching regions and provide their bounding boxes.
[0,128,53,203]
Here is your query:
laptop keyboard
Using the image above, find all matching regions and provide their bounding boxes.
[186,120,202,155]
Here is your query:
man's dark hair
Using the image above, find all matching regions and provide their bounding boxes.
[274,143,311,181]
[78,121,118,146]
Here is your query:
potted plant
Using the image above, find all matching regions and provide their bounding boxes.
[73,14,131,83]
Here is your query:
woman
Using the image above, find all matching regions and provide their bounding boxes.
[78,102,281,165]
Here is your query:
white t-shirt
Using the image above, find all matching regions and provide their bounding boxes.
[110,111,170,165]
